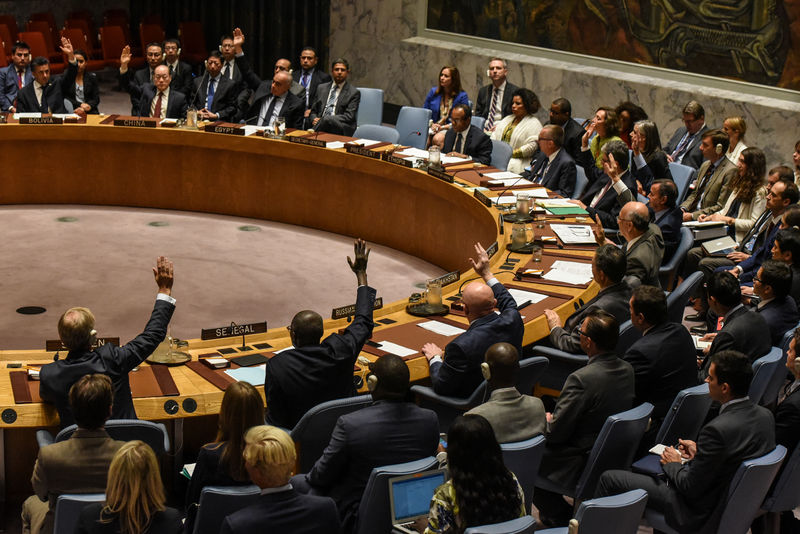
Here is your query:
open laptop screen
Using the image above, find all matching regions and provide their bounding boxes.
[389,469,447,523]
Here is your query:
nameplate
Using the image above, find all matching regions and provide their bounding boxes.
[113,118,157,128]
[431,270,460,287]
[382,152,413,168]
[201,321,268,340]
[345,144,381,159]
[204,123,245,136]
[289,135,326,147]
[46,337,119,352]
[486,241,499,258]
[427,167,454,183]
[473,189,493,207]
[331,297,384,320]
[20,116,62,125]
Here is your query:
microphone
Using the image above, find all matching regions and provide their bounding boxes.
[495,174,528,207]
[240,113,260,126]
[188,69,209,112]
[398,130,422,147]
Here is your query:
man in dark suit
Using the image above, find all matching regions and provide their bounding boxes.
[294,46,331,117]
[527,124,577,197]
[648,179,683,262]
[293,354,439,533]
[664,100,708,169]
[118,42,169,114]
[39,257,176,428]
[534,310,635,526]
[616,202,665,288]
[16,37,78,114]
[598,350,775,534]
[233,49,303,129]
[547,97,585,161]
[219,33,243,88]
[22,374,124,534]
[222,425,341,534]
[309,58,360,136]
[441,104,493,165]
[265,240,375,429]
[421,242,523,397]
[543,244,631,354]
[680,129,736,221]
[770,226,800,308]
[191,50,238,122]
[0,41,32,112]
[474,58,518,132]
[163,37,194,97]
[777,330,800,452]
[133,65,188,119]
[752,260,799,346]
[274,58,306,101]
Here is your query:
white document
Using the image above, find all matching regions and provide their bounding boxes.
[377,341,419,357]
[417,320,466,336]
[485,178,535,187]
[352,138,382,147]
[506,288,549,305]
[326,141,347,150]
[692,335,712,350]
[683,220,725,227]
[224,364,266,386]
[550,224,596,244]
[13,112,41,119]
[484,171,522,179]
[649,444,689,463]
[396,147,430,158]
[517,188,550,198]
[543,260,594,285]
[243,125,268,136]
[493,195,518,205]
[536,198,575,207]
[52,113,80,120]
[440,155,472,165]
[160,118,178,125]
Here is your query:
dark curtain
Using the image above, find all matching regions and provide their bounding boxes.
[129,0,330,77]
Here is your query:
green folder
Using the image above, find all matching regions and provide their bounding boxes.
[546,206,588,215]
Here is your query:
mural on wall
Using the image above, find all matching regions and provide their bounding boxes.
[427,0,800,91]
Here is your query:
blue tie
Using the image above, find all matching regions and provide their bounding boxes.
[206,78,216,110]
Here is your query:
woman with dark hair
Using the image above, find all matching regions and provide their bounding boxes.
[65,49,100,114]
[489,88,542,173]
[615,101,647,148]
[630,119,673,193]
[423,66,469,147]
[424,415,525,534]
[582,107,622,169]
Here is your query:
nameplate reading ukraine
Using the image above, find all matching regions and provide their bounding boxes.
[345,144,380,159]
[382,152,413,168]
[113,118,157,128]
[201,321,268,340]
[288,135,326,147]
[46,337,119,352]
[20,116,62,125]
[331,297,384,320]
[204,123,245,136]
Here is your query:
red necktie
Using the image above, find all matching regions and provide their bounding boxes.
[154,92,163,118]
[17,70,23,89]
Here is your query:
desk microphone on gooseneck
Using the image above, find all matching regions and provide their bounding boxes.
[188,69,208,112]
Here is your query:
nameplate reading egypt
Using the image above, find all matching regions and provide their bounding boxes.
[427,167,454,183]
[331,297,384,320]
[204,123,245,136]
[201,321,268,340]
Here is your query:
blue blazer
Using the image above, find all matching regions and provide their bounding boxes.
[756,296,799,346]
[423,87,469,123]
[739,220,781,284]
[655,206,683,263]
[0,64,33,110]
[221,490,341,534]
[530,148,577,198]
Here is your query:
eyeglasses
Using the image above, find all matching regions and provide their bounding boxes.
[753,275,762,283]
[538,137,553,142]
[578,329,591,338]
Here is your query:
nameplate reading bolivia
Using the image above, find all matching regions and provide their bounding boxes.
[345,144,380,159]
[113,118,157,128]
[46,337,120,352]
[331,297,384,320]
[427,167,454,183]
[201,321,268,340]
[381,152,413,168]
[288,135,326,147]
[20,116,62,125]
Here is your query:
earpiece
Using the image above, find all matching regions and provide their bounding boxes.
[715,143,723,155]
[794,357,800,374]
[89,329,97,346]
[218,45,223,52]
[480,362,491,381]
[367,374,378,392]
[486,69,490,77]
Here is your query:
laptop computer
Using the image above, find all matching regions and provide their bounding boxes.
[701,235,737,256]
[388,469,447,533]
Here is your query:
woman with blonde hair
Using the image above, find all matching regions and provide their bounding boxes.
[76,441,181,533]
[723,116,748,164]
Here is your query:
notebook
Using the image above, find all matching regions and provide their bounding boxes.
[388,469,447,533]
[701,236,737,256]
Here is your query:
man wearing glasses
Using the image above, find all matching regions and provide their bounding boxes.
[527,124,577,197]
[442,104,493,165]
[664,100,708,169]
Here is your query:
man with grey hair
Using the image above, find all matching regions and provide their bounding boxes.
[474,57,518,132]
[664,100,708,169]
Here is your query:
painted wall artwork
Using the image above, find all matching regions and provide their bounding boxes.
[426,0,800,91]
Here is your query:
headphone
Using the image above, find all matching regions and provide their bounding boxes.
[88,328,98,347]
[486,69,490,77]
[367,373,379,392]
[715,143,723,155]
[480,361,491,380]
[794,356,800,374]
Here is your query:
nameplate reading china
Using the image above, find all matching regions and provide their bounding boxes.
[46,337,120,352]
[204,123,245,136]
[345,144,380,159]
[20,116,62,125]
[427,167,454,183]
[201,321,268,340]
[473,189,492,207]
[288,135,326,147]
[113,118,157,128]
[431,270,460,287]
[331,297,384,320]
[382,152,413,168]
[486,241,499,258]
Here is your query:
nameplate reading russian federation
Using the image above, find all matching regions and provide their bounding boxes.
[473,189,492,207]
[486,241,499,258]
[431,270,460,287]
[20,116,62,125]
[345,144,380,159]
[201,321,268,340]
[46,337,119,352]
[331,297,384,320]
[113,118,157,128]
[288,135,326,147]
[382,152,413,168]
[204,123,245,135]
[427,167,454,183]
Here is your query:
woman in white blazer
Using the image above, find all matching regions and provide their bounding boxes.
[490,88,542,173]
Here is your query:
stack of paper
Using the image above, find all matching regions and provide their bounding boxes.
[484,171,522,180]
[243,125,268,136]
[417,321,466,336]
[506,288,549,305]
[550,224,596,244]
[396,147,430,159]
[440,155,472,165]
[483,176,535,187]
[224,364,266,386]
[376,341,418,357]
[325,141,347,150]
[351,138,383,147]
[543,260,594,285]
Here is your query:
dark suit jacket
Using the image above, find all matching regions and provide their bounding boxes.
[661,399,775,533]
[309,80,360,136]
[756,297,799,346]
[738,213,780,281]
[702,305,771,377]
[166,60,194,96]
[530,148,576,198]
[776,384,800,452]
[631,150,672,193]
[39,298,175,428]
[77,504,182,534]
[623,322,698,420]
[294,67,332,109]
[239,84,304,128]
[576,149,638,229]
[186,442,251,507]
[654,206,683,263]
[430,282,523,397]
[664,124,709,169]
[540,352,635,486]
[65,72,100,113]
[221,489,340,534]
[560,118,586,161]
[305,400,439,531]
[680,157,736,218]
[474,81,518,119]
[0,63,33,110]
[624,223,665,288]
[442,124,493,165]
[549,282,632,354]
[16,61,78,114]
[135,85,188,119]
[265,286,376,429]
[191,75,238,121]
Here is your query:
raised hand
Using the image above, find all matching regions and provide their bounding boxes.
[152,256,174,295]
[233,27,244,50]
[469,242,492,280]
[120,45,132,67]
[347,239,369,285]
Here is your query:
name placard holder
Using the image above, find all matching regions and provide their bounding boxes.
[382,152,413,168]
[46,337,120,352]
[473,189,493,207]
[113,118,158,128]
[20,116,63,125]
[204,122,245,136]
[345,144,381,159]
[201,321,268,349]
[431,270,460,287]
[289,135,327,147]
[486,241,499,258]
[427,167,454,183]
[331,297,384,320]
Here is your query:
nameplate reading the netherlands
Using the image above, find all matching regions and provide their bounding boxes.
[113,118,157,128]
[382,153,413,168]
[432,270,460,287]
[345,144,380,159]
[427,167,454,183]
[204,123,245,135]
[473,189,492,207]
[288,135,326,147]
[46,337,119,352]
[20,116,62,125]
[486,241,499,258]
[331,297,384,320]
[201,321,268,340]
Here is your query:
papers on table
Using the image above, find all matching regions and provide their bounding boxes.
[550,224,596,244]
[160,118,178,125]
[326,141,347,150]
[683,220,725,227]
[536,198,575,207]
[484,171,521,180]
[224,364,266,386]
[417,320,466,336]
[13,112,41,119]
[440,154,472,165]
[543,260,594,285]
[484,177,535,187]
[351,138,383,147]
[494,188,550,204]
[52,113,80,120]
[181,463,196,479]
[376,341,418,357]
[692,335,712,350]
[396,147,429,159]
[243,125,267,136]
[506,288,549,306]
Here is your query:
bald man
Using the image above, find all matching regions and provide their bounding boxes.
[265,240,376,429]
[617,201,664,287]
[421,243,524,397]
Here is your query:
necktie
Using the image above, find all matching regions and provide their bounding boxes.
[150,69,154,84]
[688,163,716,211]
[300,72,309,88]
[536,159,550,184]
[260,96,277,127]
[169,64,174,77]
[454,132,464,153]
[671,131,693,161]
[590,180,614,208]
[324,86,338,117]
[486,88,499,131]
[17,70,23,89]
[206,79,215,110]
[154,92,163,118]
[223,63,231,79]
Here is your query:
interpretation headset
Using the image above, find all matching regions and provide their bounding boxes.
[480,361,491,380]
[715,143,723,155]
[88,328,98,347]
[367,373,379,392]
[795,355,800,374]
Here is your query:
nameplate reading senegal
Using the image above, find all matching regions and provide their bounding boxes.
[473,189,492,207]
[46,337,120,352]
[431,270,460,287]
[20,116,62,125]
[345,144,380,159]
[427,167,454,183]
[113,118,157,128]
[201,321,268,340]
[288,135,326,147]
[331,297,384,320]
[204,123,245,136]
[486,241,499,258]
[382,153,413,168]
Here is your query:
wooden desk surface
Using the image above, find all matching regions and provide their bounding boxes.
[0,117,596,427]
